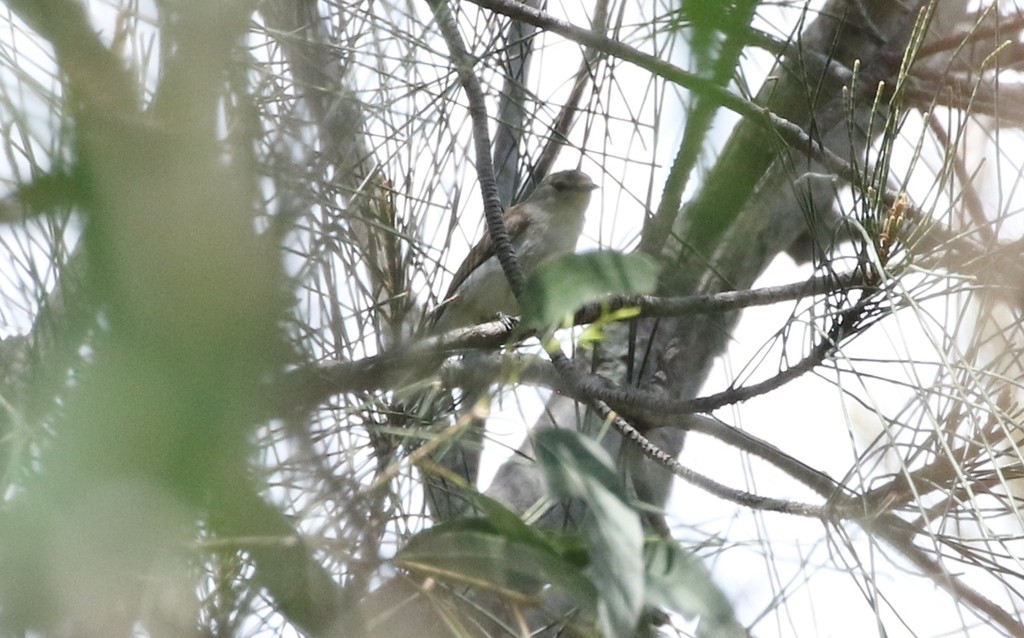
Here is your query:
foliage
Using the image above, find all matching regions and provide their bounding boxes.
[0,0,1022,637]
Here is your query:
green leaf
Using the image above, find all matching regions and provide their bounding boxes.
[395,505,597,609]
[578,306,642,349]
[535,429,645,637]
[519,251,660,331]
[644,540,745,638]
[396,527,547,594]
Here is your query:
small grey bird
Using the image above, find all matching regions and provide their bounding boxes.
[431,169,598,332]
[420,169,596,521]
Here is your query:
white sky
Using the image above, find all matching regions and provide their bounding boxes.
[1,1,1023,636]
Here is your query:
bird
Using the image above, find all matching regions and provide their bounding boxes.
[419,169,597,522]
[431,169,598,332]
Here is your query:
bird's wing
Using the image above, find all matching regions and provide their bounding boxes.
[441,206,532,301]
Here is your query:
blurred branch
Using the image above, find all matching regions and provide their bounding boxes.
[259,0,373,181]
[0,2,360,634]
[426,0,522,294]
[4,0,136,112]
[528,0,608,192]
[490,0,539,204]
[286,268,864,401]
[465,0,758,121]
[260,0,412,343]
[640,0,761,257]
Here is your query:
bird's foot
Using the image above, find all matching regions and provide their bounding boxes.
[495,312,519,332]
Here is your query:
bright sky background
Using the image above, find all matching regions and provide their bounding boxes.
[1,1,1022,637]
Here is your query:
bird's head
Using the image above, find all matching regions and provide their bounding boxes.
[525,170,599,218]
